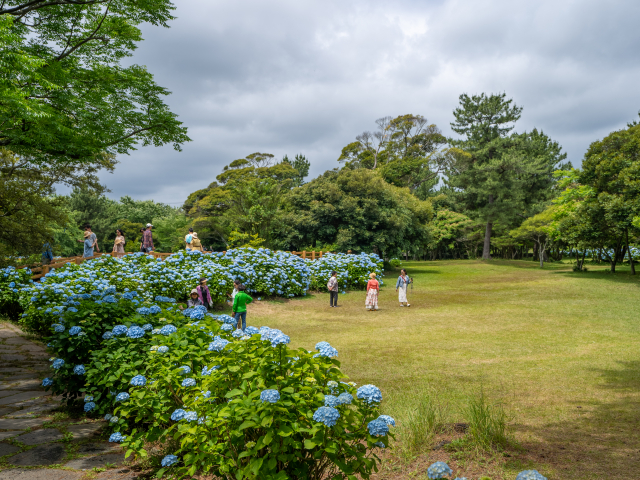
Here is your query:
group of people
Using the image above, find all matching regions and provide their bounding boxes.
[327,268,413,310]
[180,277,253,330]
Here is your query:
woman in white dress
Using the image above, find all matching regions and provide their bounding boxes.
[395,269,412,307]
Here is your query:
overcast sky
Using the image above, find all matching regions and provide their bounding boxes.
[102,0,640,205]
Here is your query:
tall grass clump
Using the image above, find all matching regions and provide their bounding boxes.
[465,390,512,451]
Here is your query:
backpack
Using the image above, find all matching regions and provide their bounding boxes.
[186,234,193,244]
[192,236,202,248]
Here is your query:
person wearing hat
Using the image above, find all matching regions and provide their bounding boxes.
[365,272,379,311]
[179,289,203,310]
[190,232,203,252]
[142,223,154,253]
[77,225,99,258]
[196,277,212,309]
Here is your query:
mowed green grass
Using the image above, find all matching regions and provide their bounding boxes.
[240,260,640,480]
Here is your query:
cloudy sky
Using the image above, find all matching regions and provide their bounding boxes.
[103,0,640,205]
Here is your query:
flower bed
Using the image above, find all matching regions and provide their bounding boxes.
[307,252,383,291]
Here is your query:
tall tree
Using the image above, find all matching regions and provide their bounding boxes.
[0,1,189,168]
[282,154,310,187]
[448,93,567,259]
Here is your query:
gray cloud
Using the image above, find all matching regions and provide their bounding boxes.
[101,0,640,204]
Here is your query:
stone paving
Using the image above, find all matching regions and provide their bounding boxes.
[0,322,139,480]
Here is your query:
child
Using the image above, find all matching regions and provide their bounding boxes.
[327,271,338,307]
[227,280,240,306]
[232,284,253,330]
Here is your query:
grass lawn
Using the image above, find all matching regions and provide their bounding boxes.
[239,260,640,480]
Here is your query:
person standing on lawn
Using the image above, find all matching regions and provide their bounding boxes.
[327,271,339,307]
[142,223,154,253]
[113,229,125,257]
[365,272,379,311]
[232,284,253,330]
[396,268,412,307]
[197,277,212,310]
[185,228,194,251]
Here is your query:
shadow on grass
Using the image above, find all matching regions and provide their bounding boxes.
[514,359,640,479]
[550,267,640,288]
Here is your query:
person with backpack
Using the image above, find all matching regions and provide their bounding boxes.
[185,228,194,251]
[327,271,339,307]
[190,232,203,252]
[232,284,253,330]
[113,229,125,257]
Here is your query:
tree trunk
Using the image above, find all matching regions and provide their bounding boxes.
[626,228,635,275]
[482,221,492,260]
[538,240,544,268]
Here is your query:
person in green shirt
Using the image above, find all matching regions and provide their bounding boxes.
[232,284,253,330]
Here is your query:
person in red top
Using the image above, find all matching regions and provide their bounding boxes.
[365,272,379,311]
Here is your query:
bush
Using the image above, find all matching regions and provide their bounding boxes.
[307,253,383,291]
[0,267,31,320]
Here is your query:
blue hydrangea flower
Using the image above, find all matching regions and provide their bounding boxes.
[160,324,177,335]
[116,392,130,402]
[427,462,453,479]
[102,331,113,340]
[136,307,150,315]
[42,378,53,387]
[69,326,82,335]
[374,441,386,448]
[161,454,178,467]
[232,329,244,338]
[130,375,146,386]
[73,364,85,375]
[378,415,396,426]
[260,389,280,403]
[149,305,162,314]
[337,393,353,405]
[220,323,233,332]
[112,325,128,336]
[178,366,191,375]
[515,471,547,480]
[127,326,145,338]
[53,324,65,333]
[52,358,64,369]
[201,365,219,376]
[324,395,339,407]
[208,338,230,352]
[142,324,153,331]
[184,411,197,421]
[312,406,340,427]
[189,309,205,320]
[102,295,117,303]
[316,345,338,357]
[357,385,382,404]
[367,419,389,437]
[84,402,96,412]
[181,378,196,387]
[171,409,186,421]
[104,414,112,421]
[245,326,259,335]
[158,346,169,353]
[109,432,126,443]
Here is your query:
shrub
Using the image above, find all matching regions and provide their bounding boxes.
[0,266,31,320]
[307,252,383,291]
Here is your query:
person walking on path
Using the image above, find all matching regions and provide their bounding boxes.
[327,271,339,307]
[365,272,379,311]
[190,232,203,252]
[232,284,253,330]
[142,223,154,253]
[113,229,125,257]
[139,228,145,252]
[77,225,98,258]
[185,228,194,251]
[197,277,212,309]
[396,268,412,307]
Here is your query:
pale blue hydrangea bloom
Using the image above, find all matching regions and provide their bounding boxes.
[104,414,112,421]
[127,326,145,338]
[130,375,146,386]
[142,324,153,331]
[181,378,196,387]
[374,441,385,448]
[324,395,339,407]
[112,325,128,336]
[427,462,453,479]
[245,326,259,335]
[171,409,186,421]
[220,323,233,332]
[42,378,53,387]
[260,389,280,403]
[516,471,547,480]
[313,406,340,427]
[161,454,178,467]
[84,396,93,402]
[116,392,129,402]
[102,331,113,340]
[367,419,389,437]
[52,358,65,369]
[357,385,382,404]
[208,338,230,352]
[53,324,65,333]
[160,324,177,335]
[109,432,126,443]
[149,305,162,314]
[178,366,191,375]
[232,329,244,338]
[84,402,95,412]
[337,393,353,405]
[184,411,198,421]
[69,326,82,335]
[158,346,169,353]
[378,415,396,426]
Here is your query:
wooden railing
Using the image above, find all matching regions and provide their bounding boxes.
[23,249,348,281]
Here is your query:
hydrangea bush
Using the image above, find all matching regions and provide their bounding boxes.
[0,266,32,320]
[307,253,384,291]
